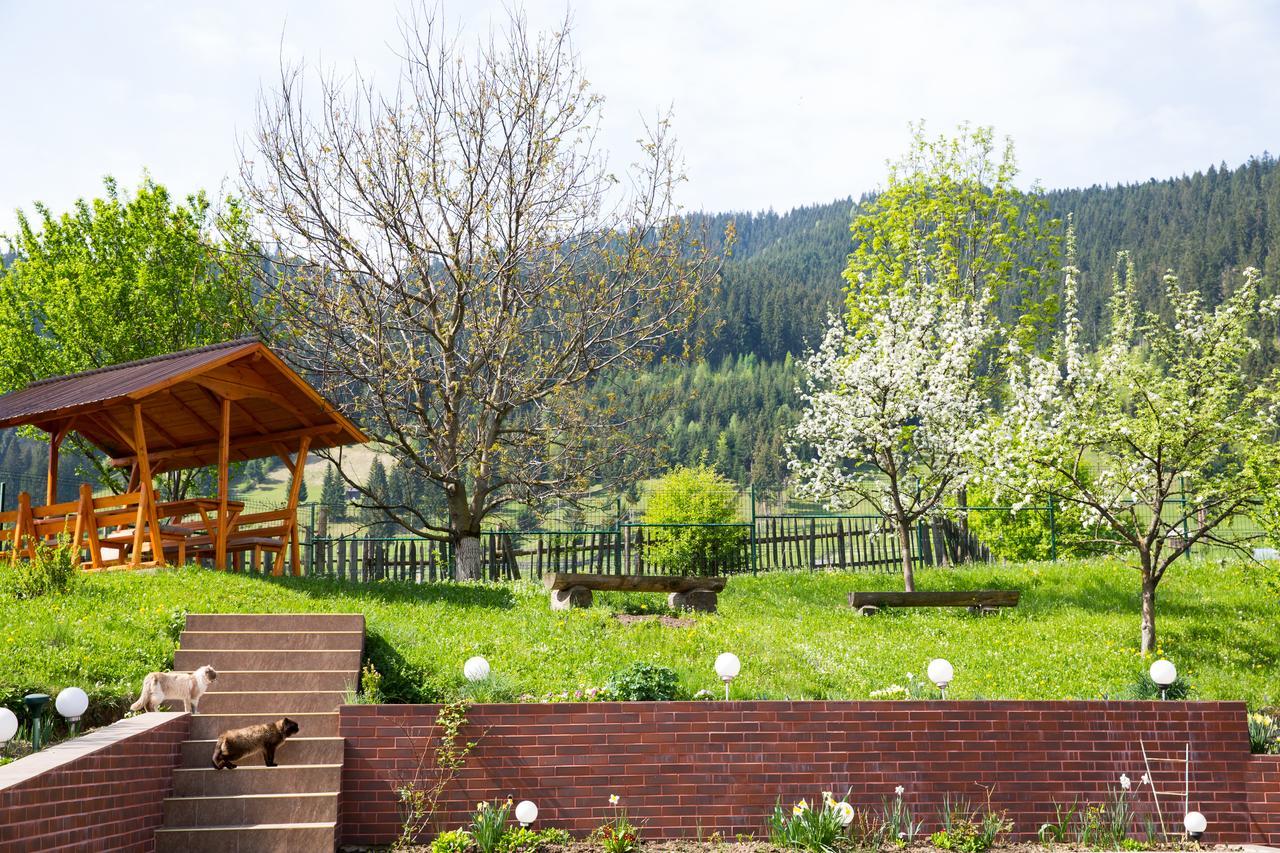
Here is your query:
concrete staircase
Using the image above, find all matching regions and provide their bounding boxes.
[154,613,363,853]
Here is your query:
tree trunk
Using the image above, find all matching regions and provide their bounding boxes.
[896,519,916,592]
[1140,569,1158,654]
[455,534,484,581]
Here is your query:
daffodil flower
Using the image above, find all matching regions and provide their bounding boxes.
[609,794,620,805]
[1119,774,1131,790]
[894,785,905,796]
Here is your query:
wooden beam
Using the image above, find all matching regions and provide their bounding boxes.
[542,572,727,593]
[191,375,315,426]
[109,423,343,467]
[216,397,230,571]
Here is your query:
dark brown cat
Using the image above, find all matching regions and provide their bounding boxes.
[211,717,300,769]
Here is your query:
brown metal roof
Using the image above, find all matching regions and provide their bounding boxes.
[0,339,369,470]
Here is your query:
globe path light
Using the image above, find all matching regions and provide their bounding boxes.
[463,656,491,682]
[0,707,17,746]
[715,653,741,700]
[55,687,89,736]
[927,659,954,699]
[1150,659,1177,699]
[515,800,538,827]
[1183,811,1207,841]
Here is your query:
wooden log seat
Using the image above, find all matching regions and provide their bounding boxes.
[849,589,1020,616]
[542,572,727,613]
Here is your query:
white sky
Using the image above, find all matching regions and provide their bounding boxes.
[2,0,1279,233]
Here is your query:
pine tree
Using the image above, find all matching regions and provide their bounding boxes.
[320,465,346,521]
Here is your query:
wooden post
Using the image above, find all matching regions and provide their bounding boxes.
[281,436,311,577]
[46,422,71,507]
[131,404,165,566]
[216,397,231,571]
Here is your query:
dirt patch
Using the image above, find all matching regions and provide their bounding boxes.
[614,613,695,628]
[345,842,1234,853]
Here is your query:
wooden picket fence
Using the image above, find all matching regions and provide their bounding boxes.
[300,514,991,583]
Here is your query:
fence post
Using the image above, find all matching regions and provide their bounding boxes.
[749,485,758,574]
[1047,497,1057,561]
[0,482,6,513]
[1180,476,1191,560]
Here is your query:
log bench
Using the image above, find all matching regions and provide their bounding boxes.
[849,589,1020,616]
[543,572,728,612]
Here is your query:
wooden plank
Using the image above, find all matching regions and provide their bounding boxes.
[215,397,231,571]
[543,572,726,593]
[849,590,1021,608]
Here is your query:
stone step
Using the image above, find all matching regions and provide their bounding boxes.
[181,737,344,769]
[198,691,348,714]
[163,791,338,827]
[173,763,342,797]
[205,670,356,693]
[185,612,364,633]
[175,648,361,673]
[155,821,335,853]
[180,630,365,651]
[189,711,338,740]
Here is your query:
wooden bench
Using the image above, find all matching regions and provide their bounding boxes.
[849,589,1020,616]
[543,572,728,612]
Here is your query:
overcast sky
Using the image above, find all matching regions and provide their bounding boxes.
[2,0,1279,234]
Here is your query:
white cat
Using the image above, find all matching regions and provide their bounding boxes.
[129,665,218,714]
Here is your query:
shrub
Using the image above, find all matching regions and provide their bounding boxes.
[1127,670,1192,700]
[432,829,474,853]
[496,827,570,853]
[3,536,78,599]
[931,795,1012,853]
[959,484,1106,561]
[642,465,747,576]
[605,662,681,701]
[360,662,384,703]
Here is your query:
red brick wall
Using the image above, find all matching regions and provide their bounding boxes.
[0,712,188,853]
[340,701,1254,846]
[1247,755,1280,845]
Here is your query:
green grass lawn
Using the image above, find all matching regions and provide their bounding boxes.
[2,557,1277,728]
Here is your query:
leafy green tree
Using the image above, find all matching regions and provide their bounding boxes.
[643,465,747,576]
[0,176,258,497]
[989,242,1280,652]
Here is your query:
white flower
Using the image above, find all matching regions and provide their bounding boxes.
[1140,773,1151,786]
[1119,774,1131,791]
[609,794,620,805]
[895,785,905,796]
[793,799,809,816]
[835,801,855,827]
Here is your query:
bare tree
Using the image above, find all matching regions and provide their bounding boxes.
[240,6,724,579]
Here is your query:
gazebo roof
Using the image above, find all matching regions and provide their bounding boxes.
[0,339,368,472]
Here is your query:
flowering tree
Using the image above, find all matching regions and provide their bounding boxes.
[790,282,993,590]
[988,236,1279,652]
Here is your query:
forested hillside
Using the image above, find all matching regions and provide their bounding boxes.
[5,155,1280,497]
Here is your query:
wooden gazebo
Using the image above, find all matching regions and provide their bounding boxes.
[0,339,367,573]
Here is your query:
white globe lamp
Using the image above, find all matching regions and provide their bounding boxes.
[515,800,539,827]
[1183,810,1207,840]
[0,707,17,745]
[927,658,954,698]
[463,656,491,682]
[1150,659,1177,699]
[715,652,741,700]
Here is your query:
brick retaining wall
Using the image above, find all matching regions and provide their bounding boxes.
[0,711,188,853]
[340,701,1254,846]
[1247,755,1280,845]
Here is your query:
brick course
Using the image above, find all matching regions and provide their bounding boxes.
[0,712,188,853]
[1246,755,1280,845]
[340,701,1256,846]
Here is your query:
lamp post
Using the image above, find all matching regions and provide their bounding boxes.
[515,800,539,827]
[463,656,491,682]
[1150,659,1177,700]
[24,694,50,752]
[55,687,89,737]
[1183,811,1207,841]
[714,653,741,700]
[927,659,954,699]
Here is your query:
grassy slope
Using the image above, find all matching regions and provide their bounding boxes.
[2,557,1276,725]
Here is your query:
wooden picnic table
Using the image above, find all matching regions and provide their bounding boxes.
[103,498,246,565]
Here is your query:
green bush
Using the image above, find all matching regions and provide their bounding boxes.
[1126,671,1192,700]
[432,829,474,853]
[3,537,78,599]
[961,484,1107,561]
[605,662,681,701]
[642,465,747,575]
